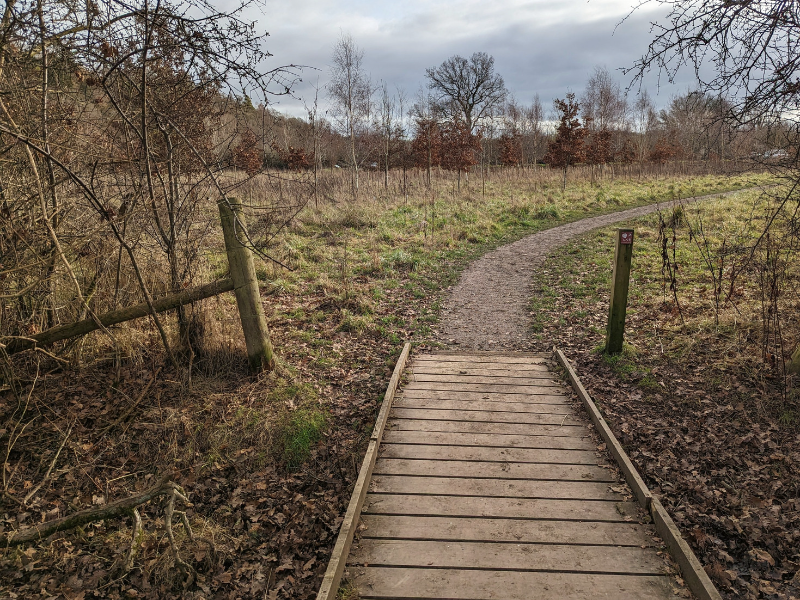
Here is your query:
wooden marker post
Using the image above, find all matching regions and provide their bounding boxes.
[605,228,634,355]
[218,198,276,372]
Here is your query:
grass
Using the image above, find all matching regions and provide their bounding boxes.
[190,167,773,471]
[529,184,799,416]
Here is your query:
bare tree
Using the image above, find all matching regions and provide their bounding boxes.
[581,66,628,131]
[524,95,545,165]
[328,33,372,199]
[632,89,657,163]
[425,52,507,133]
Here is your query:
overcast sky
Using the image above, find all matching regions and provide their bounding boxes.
[244,0,698,119]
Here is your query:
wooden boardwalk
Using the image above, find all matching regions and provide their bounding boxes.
[342,352,678,599]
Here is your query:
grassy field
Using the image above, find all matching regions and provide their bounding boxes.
[0,167,778,599]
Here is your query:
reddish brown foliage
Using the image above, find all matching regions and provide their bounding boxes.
[650,135,682,164]
[543,93,587,170]
[586,128,613,166]
[499,133,523,167]
[410,118,443,170]
[232,129,262,175]
[441,120,482,173]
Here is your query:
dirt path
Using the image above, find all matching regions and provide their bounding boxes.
[436,191,740,350]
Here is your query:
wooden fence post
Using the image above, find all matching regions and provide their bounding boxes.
[605,228,634,355]
[218,198,276,372]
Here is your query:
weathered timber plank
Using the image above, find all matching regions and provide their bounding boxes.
[418,354,549,364]
[412,365,551,377]
[382,430,594,450]
[372,458,614,481]
[391,407,578,424]
[394,398,571,414]
[362,494,642,522]
[397,390,569,403]
[349,539,668,575]
[378,445,605,465]
[359,515,657,546]
[403,381,562,393]
[388,419,585,436]
[369,475,623,500]
[350,567,675,599]
[411,373,556,385]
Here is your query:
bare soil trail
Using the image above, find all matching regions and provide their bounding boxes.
[436,191,741,349]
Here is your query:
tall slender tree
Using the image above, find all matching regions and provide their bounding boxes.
[328,33,372,199]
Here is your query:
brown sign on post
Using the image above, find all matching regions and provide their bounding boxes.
[605,228,634,355]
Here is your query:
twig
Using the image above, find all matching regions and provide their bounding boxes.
[23,422,73,504]
[164,486,196,589]
[124,508,143,572]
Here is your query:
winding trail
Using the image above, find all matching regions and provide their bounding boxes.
[435,190,745,350]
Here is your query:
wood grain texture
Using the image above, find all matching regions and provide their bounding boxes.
[396,390,570,403]
[349,539,668,574]
[403,381,563,393]
[382,430,595,450]
[350,567,675,599]
[391,407,578,423]
[369,475,624,500]
[372,458,615,480]
[377,444,607,465]
[362,494,643,522]
[388,419,587,436]
[359,515,658,546]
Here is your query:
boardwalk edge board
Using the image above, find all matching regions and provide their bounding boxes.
[554,348,722,600]
[316,342,411,600]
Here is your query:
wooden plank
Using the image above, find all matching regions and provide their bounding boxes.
[379,444,606,465]
[359,515,658,546]
[403,381,563,393]
[369,475,623,500]
[418,354,549,364]
[391,407,578,424]
[362,494,643,522]
[389,419,587,437]
[395,397,571,412]
[350,567,675,599]
[350,539,668,575]
[316,343,411,600]
[398,390,569,403]
[382,430,595,450]
[412,365,551,376]
[372,458,615,481]
[411,373,557,385]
